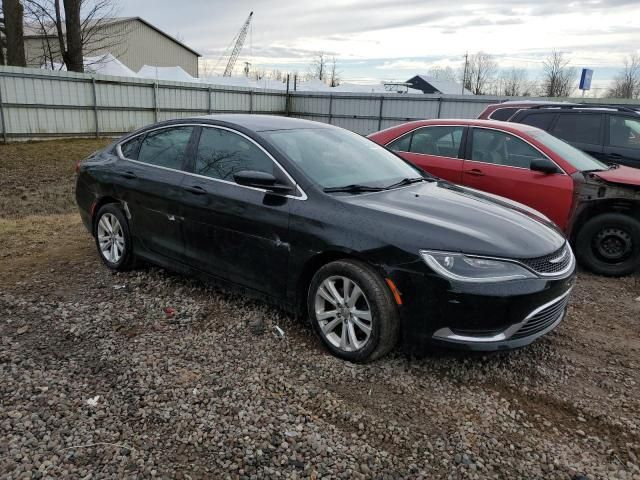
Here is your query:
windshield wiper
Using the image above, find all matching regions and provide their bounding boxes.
[384,177,427,189]
[323,184,387,194]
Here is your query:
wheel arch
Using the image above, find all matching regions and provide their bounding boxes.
[570,198,640,243]
[91,196,124,235]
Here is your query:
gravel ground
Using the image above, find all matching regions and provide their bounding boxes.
[1,140,639,479]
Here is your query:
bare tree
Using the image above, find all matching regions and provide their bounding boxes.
[607,53,640,99]
[309,51,327,82]
[497,68,531,96]
[542,51,577,97]
[0,17,6,65]
[2,0,26,66]
[462,52,497,95]
[328,56,340,87]
[428,65,457,82]
[23,0,124,71]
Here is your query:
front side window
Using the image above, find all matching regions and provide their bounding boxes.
[195,127,274,181]
[136,126,194,170]
[262,127,421,189]
[551,113,602,145]
[519,112,557,131]
[471,129,542,168]
[609,116,640,150]
[411,126,464,158]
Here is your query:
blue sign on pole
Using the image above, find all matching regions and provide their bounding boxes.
[579,68,594,91]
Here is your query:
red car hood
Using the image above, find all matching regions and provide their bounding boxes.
[592,165,640,187]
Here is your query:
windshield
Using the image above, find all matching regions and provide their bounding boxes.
[261,128,422,189]
[527,129,609,171]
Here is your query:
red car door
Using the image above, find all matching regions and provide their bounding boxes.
[461,127,574,231]
[387,125,466,183]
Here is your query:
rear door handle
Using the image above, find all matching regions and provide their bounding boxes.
[465,168,485,177]
[119,171,137,179]
[183,185,206,195]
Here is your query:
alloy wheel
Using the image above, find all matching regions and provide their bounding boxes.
[97,213,125,264]
[314,275,373,352]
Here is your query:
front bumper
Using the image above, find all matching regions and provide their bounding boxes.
[385,258,576,351]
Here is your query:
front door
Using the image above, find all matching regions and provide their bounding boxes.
[605,114,640,168]
[179,126,293,298]
[462,127,575,231]
[549,112,606,162]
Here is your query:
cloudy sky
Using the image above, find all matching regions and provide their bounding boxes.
[120,0,640,92]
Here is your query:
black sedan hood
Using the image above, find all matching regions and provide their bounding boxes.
[340,181,565,259]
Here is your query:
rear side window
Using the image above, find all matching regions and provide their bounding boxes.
[471,129,542,168]
[410,126,464,158]
[489,107,519,121]
[609,116,640,150]
[551,114,602,145]
[120,135,143,159]
[387,133,411,152]
[137,126,194,170]
[519,112,557,131]
[195,127,274,181]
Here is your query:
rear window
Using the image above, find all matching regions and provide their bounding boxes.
[489,107,519,121]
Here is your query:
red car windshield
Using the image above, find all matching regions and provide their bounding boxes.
[527,129,609,172]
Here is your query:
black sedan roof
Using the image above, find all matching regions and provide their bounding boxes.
[194,114,330,132]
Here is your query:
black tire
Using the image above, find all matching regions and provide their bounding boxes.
[307,259,400,362]
[93,203,136,271]
[575,213,640,277]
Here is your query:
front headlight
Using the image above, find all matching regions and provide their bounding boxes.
[419,250,537,283]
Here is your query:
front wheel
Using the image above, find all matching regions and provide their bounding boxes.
[307,259,399,362]
[575,213,640,277]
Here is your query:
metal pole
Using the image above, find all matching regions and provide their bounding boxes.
[285,74,290,117]
[91,78,99,137]
[436,96,442,119]
[208,86,212,114]
[377,96,384,130]
[153,83,159,122]
[0,79,7,143]
[328,95,333,125]
[249,90,254,113]
[461,52,468,95]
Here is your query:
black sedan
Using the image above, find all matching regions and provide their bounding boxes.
[76,115,576,362]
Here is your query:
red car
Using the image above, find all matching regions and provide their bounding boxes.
[369,119,640,276]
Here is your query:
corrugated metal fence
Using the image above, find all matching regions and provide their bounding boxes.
[1,66,638,141]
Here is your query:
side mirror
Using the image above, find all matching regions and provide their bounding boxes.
[233,170,293,194]
[530,158,561,174]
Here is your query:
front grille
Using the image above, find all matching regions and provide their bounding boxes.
[519,243,572,275]
[511,293,570,339]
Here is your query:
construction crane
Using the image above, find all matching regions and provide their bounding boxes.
[223,12,253,77]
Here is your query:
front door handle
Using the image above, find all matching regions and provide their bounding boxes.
[119,171,137,179]
[465,168,485,177]
[608,153,623,159]
[183,185,206,195]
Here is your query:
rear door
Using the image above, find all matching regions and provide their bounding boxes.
[461,127,574,230]
[387,125,467,182]
[548,112,606,161]
[179,125,294,298]
[115,125,196,262]
[604,114,640,168]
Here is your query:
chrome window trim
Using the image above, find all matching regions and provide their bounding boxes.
[116,123,308,201]
[432,287,572,343]
[384,124,465,161]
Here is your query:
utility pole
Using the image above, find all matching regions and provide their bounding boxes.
[461,52,469,95]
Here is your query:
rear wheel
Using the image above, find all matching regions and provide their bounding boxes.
[94,204,136,271]
[575,213,640,276]
[307,259,399,362]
